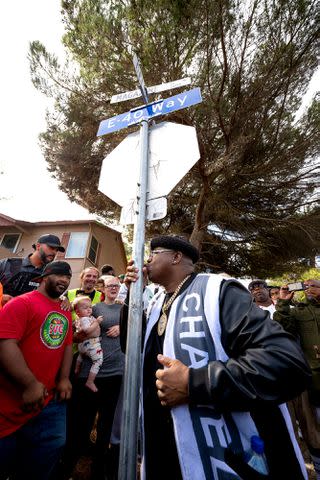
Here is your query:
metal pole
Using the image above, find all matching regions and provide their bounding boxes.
[119,118,149,480]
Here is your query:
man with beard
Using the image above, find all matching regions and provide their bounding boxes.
[121,235,310,480]
[0,260,73,480]
[274,280,320,479]
[0,234,65,303]
[65,267,101,310]
[248,279,276,318]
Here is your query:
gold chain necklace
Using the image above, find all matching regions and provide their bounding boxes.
[157,275,191,336]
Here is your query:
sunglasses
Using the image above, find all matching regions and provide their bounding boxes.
[149,249,174,258]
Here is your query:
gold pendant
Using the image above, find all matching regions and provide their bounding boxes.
[157,313,168,336]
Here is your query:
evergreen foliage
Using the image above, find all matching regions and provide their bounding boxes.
[29,0,320,277]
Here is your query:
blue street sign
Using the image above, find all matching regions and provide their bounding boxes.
[97,87,202,136]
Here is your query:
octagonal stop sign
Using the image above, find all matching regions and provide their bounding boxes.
[98,121,200,209]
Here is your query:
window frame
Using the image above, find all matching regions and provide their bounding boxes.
[0,233,21,253]
[88,235,99,265]
[65,231,89,259]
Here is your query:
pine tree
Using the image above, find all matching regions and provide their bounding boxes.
[29,0,320,276]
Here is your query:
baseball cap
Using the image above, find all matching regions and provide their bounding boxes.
[33,261,72,281]
[150,235,199,264]
[32,234,65,252]
[248,279,268,291]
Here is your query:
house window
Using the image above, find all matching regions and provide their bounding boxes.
[88,235,99,265]
[0,233,21,253]
[65,232,89,258]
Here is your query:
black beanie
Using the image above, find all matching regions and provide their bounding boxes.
[150,235,199,263]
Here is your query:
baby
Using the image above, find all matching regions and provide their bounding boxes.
[73,295,103,392]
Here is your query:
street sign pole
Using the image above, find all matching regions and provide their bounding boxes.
[118,120,149,479]
[118,55,149,480]
[97,51,202,480]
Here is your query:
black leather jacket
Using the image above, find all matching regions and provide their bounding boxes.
[121,278,311,409]
[188,279,311,411]
[120,277,311,479]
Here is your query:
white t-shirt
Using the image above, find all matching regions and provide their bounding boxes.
[259,303,276,319]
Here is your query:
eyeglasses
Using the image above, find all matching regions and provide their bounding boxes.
[149,249,174,258]
[105,284,120,289]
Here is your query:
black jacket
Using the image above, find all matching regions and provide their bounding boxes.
[120,277,311,479]
[0,255,43,297]
[189,279,311,411]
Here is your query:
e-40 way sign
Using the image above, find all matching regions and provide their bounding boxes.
[97,87,202,136]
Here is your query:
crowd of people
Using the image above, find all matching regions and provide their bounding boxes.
[0,235,126,480]
[0,233,319,479]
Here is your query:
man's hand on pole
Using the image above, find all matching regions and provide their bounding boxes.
[124,259,148,289]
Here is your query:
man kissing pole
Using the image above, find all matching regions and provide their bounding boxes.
[121,235,311,480]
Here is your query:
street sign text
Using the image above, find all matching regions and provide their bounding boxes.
[97,87,202,136]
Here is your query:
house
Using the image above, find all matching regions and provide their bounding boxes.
[0,213,127,289]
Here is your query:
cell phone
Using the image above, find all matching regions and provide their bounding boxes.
[287,282,305,292]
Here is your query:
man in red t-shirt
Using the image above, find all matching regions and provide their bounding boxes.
[0,260,73,480]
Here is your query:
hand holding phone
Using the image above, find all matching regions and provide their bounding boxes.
[287,282,305,292]
[279,285,295,301]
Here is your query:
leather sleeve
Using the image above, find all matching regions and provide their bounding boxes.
[189,279,311,411]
